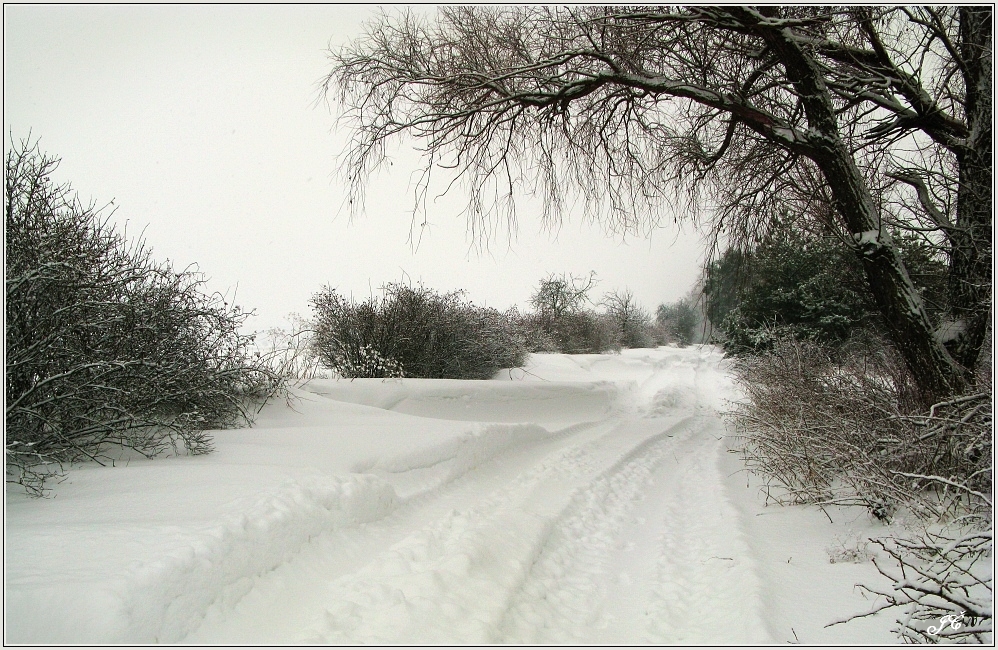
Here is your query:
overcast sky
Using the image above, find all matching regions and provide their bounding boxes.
[4,4,706,332]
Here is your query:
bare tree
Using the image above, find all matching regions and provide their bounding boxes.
[603,289,652,348]
[325,6,991,402]
[522,272,620,353]
[529,271,598,325]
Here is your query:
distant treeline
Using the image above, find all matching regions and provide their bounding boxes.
[306,272,705,380]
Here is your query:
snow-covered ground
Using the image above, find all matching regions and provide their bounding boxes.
[5,346,903,644]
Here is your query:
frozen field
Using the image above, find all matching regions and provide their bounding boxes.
[5,346,900,644]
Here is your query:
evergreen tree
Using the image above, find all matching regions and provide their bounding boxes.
[705,231,946,354]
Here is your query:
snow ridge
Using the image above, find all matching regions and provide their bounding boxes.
[120,474,399,643]
[127,420,567,643]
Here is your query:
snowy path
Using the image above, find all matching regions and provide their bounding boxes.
[6,347,898,644]
[181,349,767,644]
[496,416,767,645]
[185,417,766,645]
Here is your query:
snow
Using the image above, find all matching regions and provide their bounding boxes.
[852,229,883,255]
[5,346,903,644]
[936,318,967,344]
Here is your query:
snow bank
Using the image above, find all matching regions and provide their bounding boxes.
[303,376,622,425]
[6,473,399,643]
[124,474,399,643]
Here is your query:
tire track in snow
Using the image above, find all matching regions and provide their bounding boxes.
[641,417,770,644]
[184,347,766,645]
[642,347,767,643]
[182,417,653,644]
[498,351,768,644]
[292,417,697,644]
[496,416,699,643]
[496,415,769,644]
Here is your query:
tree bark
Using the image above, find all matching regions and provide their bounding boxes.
[948,7,993,373]
[756,18,968,401]
[814,148,967,400]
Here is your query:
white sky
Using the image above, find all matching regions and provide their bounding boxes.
[4,4,706,332]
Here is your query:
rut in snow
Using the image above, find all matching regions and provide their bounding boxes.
[184,348,767,645]
[498,416,768,644]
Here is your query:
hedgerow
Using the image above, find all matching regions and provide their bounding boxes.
[731,330,992,642]
[310,282,528,379]
[5,139,281,494]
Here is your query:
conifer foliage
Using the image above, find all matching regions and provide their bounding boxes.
[704,231,946,355]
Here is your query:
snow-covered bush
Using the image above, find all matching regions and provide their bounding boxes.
[5,139,281,494]
[849,524,993,643]
[324,342,405,379]
[516,313,561,353]
[732,331,992,643]
[310,283,527,379]
[554,310,622,354]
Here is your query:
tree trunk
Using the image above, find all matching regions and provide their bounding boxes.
[760,23,969,402]
[948,7,993,373]
[814,149,967,401]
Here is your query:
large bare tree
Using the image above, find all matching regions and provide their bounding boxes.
[325,6,991,402]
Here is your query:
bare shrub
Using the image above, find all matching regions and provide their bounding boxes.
[516,312,561,353]
[5,138,281,495]
[730,332,991,520]
[645,322,671,347]
[552,310,622,354]
[517,310,621,355]
[310,283,527,379]
[830,523,993,644]
[253,314,325,382]
[732,329,992,642]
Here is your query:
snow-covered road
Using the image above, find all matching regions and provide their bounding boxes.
[5,346,897,644]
